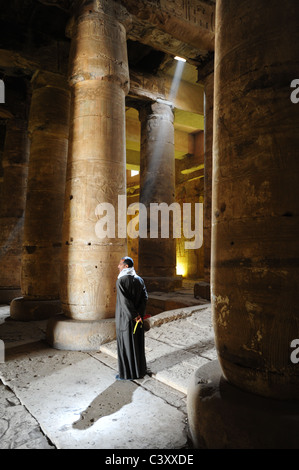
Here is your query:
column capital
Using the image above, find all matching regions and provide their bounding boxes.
[67,0,131,38]
[138,100,174,124]
[67,1,130,93]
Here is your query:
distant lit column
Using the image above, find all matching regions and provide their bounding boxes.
[138,101,182,292]
[10,71,70,321]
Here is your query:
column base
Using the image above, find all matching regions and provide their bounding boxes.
[46,314,116,351]
[187,360,299,449]
[0,288,22,305]
[194,282,211,300]
[10,297,61,321]
[142,276,183,293]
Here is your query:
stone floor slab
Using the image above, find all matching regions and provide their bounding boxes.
[0,382,54,449]
[155,355,210,394]
[0,302,215,449]
[3,356,187,449]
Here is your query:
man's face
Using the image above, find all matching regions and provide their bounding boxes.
[118,259,127,272]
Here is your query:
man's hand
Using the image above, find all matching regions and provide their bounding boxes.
[133,315,143,334]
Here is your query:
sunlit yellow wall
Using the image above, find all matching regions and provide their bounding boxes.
[175,178,204,280]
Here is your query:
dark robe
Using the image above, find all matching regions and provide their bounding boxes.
[115,273,148,380]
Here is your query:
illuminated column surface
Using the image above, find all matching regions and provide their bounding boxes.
[46,0,129,350]
[10,71,70,321]
[188,0,299,448]
[138,101,182,292]
[194,65,214,301]
[203,71,213,291]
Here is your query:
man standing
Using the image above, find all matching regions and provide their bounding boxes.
[115,256,148,380]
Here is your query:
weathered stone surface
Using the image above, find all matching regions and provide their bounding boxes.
[0,118,29,293]
[141,276,183,293]
[0,382,54,449]
[194,281,210,300]
[138,101,182,291]
[0,304,196,449]
[0,289,21,304]
[59,1,129,326]
[212,0,299,400]
[46,314,116,351]
[19,71,70,304]
[101,304,215,394]
[147,302,209,326]
[15,361,186,449]
[202,68,213,285]
[129,69,204,115]
[188,360,299,449]
[122,0,215,54]
[8,74,70,322]
[10,298,62,322]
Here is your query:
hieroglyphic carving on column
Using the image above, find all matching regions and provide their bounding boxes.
[60,0,129,321]
[69,4,129,89]
[212,0,299,400]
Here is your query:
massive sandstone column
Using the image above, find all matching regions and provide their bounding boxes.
[138,101,182,292]
[46,0,130,350]
[188,0,299,448]
[10,71,70,321]
[0,119,29,303]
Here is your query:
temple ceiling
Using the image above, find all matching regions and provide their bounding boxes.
[0,0,215,168]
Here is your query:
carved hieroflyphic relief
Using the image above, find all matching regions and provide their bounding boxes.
[160,0,214,29]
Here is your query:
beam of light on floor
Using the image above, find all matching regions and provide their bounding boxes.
[72,380,137,430]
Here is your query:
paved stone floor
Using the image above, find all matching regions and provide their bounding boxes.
[0,300,215,450]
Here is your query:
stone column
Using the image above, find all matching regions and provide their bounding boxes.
[188,0,299,448]
[138,101,182,292]
[10,71,70,321]
[203,71,213,288]
[194,65,214,301]
[46,0,129,350]
[0,119,29,303]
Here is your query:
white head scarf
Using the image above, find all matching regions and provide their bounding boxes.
[118,267,137,279]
